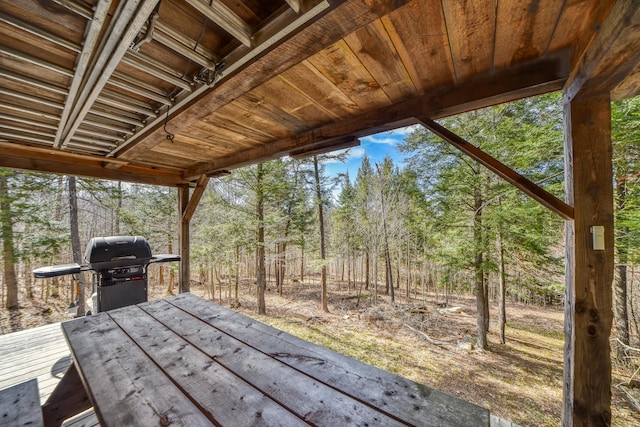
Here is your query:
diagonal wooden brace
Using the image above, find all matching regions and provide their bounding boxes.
[417,116,574,220]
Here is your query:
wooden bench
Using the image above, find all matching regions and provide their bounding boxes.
[0,378,44,427]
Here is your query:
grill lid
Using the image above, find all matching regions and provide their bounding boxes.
[85,236,153,270]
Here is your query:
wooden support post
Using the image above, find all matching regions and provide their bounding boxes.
[178,185,190,293]
[178,175,210,293]
[563,93,614,426]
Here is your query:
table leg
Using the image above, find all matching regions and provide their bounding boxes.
[42,363,92,427]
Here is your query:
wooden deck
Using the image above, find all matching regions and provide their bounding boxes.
[0,322,98,426]
[0,319,519,427]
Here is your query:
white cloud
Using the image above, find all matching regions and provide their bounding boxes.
[383,125,421,137]
[362,135,398,146]
[324,146,365,164]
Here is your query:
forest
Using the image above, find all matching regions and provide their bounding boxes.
[1,93,640,423]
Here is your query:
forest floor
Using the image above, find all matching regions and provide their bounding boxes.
[0,278,638,426]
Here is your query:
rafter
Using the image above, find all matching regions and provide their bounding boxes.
[59,0,161,148]
[183,0,253,47]
[184,55,568,179]
[53,0,113,148]
[284,0,302,14]
[113,0,411,162]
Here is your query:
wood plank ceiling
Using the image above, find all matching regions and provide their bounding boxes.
[0,0,638,186]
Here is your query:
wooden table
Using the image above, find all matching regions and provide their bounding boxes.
[44,293,489,426]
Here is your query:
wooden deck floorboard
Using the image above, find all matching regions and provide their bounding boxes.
[0,322,99,426]
[0,322,71,404]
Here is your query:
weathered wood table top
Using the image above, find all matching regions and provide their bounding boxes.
[58,293,489,426]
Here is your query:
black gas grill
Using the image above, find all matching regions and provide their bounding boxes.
[34,236,179,314]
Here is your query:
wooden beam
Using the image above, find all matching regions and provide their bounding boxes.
[115,0,412,162]
[564,0,640,101]
[178,186,190,293]
[184,55,568,179]
[184,0,253,47]
[182,174,209,223]
[289,135,359,159]
[284,0,302,14]
[0,143,188,186]
[418,118,574,220]
[60,0,161,148]
[53,0,112,147]
[563,93,614,426]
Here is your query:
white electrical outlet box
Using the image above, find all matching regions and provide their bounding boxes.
[591,226,605,250]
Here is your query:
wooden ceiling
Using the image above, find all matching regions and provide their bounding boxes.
[1,0,639,186]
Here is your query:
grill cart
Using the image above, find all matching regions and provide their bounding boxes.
[34,236,179,314]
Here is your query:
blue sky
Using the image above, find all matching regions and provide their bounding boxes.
[324,126,418,182]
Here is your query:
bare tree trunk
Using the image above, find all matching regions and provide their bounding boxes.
[68,176,86,315]
[115,181,122,234]
[377,164,394,302]
[300,242,305,283]
[167,236,175,295]
[615,180,630,358]
[474,184,488,350]
[24,262,33,299]
[0,173,18,309]
[313,156,328,312]
[234,244,240,306]
[406,234,411,301]
[256,163,267,315]
[365,252,370,290]
[498,224,507,344]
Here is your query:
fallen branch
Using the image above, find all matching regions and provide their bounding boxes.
[616,384,640,414]
[403,324,448,346]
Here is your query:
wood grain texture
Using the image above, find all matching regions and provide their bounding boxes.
[345,19,418,102]
[185,56,568,179]
[493,0,563,68]
[250,76,335,126]
[381,0,455,94]
[141,299,407,426]
[0,378,43,427]
[108,304,306,426]
[280,60,361,118]
[548,1,616,64]
[0,323,71,404]
[442,0,495,82]
[41,364,90,427]
[62,313,213,426]
[564,0,640,101]
[307,39,392,111]
[563,93,614,426]
[167,293,490,426]
[119,0,412,161]
[182,174,208,223]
